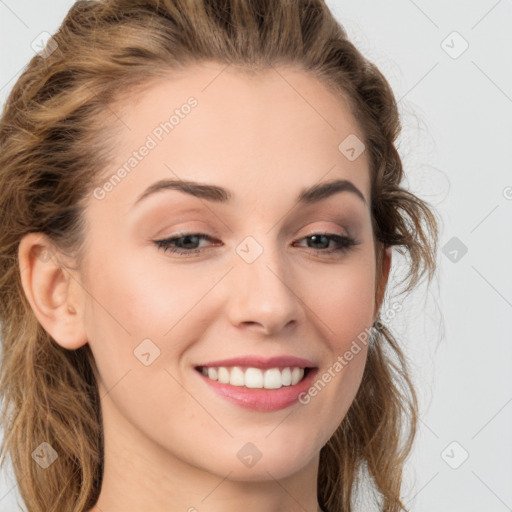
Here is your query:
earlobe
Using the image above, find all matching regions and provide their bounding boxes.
[18,233,88,350]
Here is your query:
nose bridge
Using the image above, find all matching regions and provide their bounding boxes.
[228,234,302,333]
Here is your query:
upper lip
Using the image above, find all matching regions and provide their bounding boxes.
[196,355,317,370]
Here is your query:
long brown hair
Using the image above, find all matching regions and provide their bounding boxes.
[0,1,439,511]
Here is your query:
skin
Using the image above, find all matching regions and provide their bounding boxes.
[19,62,391,512]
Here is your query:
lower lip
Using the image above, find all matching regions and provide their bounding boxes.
[196,368,318,412]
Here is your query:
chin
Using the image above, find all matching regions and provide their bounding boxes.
[202,439,318,482]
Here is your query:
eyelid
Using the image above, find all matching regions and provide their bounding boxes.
[301,227,349,237]
[299,221,353,239]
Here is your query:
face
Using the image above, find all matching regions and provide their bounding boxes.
[76,62,386,482]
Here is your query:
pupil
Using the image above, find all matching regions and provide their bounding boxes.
[310,235,328,249]
[181,235,199,248]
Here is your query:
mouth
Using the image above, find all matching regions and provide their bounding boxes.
[194,365,313,390]
[194,363,319,412]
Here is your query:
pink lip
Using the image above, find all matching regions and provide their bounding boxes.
[195,366,319,412]
[196,355,316,370]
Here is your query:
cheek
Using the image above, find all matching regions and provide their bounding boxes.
[80,249,221,380]
[299,258,375,424]
[80,252,210,436]
[83,245,204,335]
[306,257,376,346]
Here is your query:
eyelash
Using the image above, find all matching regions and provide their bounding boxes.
[153,232,360,257]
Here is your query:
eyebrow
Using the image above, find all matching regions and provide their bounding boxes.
[132,177,367,208]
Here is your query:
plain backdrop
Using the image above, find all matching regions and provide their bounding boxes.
[1,1,511,511]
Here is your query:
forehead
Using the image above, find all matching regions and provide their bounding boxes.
[93,61,371,211]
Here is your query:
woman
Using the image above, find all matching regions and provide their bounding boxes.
[0,1,438,511]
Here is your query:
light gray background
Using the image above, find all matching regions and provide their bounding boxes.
[1,1,511,511]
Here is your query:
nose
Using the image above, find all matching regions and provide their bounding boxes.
[225,240,304,336]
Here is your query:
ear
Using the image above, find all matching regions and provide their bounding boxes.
[18,232,88,350]
[374,244,392,322]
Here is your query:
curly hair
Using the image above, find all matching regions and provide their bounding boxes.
[0,1,439,511]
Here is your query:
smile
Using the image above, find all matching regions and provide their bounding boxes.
[196,365,310,389]
[195,365,318,412]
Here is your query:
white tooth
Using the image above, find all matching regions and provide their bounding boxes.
[201,366,208,376]
[230,366,245,386]
[264,368,283,389]
[204,365,305,388]
[245,368,263,388]
[281,367,292,386]
[218,366,230,384]
[291,367,304,385]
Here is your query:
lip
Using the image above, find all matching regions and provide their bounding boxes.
[195,365,319,412]
[195,355,316,370]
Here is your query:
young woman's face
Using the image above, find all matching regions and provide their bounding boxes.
[78,62,387,481]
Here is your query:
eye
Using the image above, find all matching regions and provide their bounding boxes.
[153,232,360,257]
[154,233,216,255]
[293,233,360,255]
